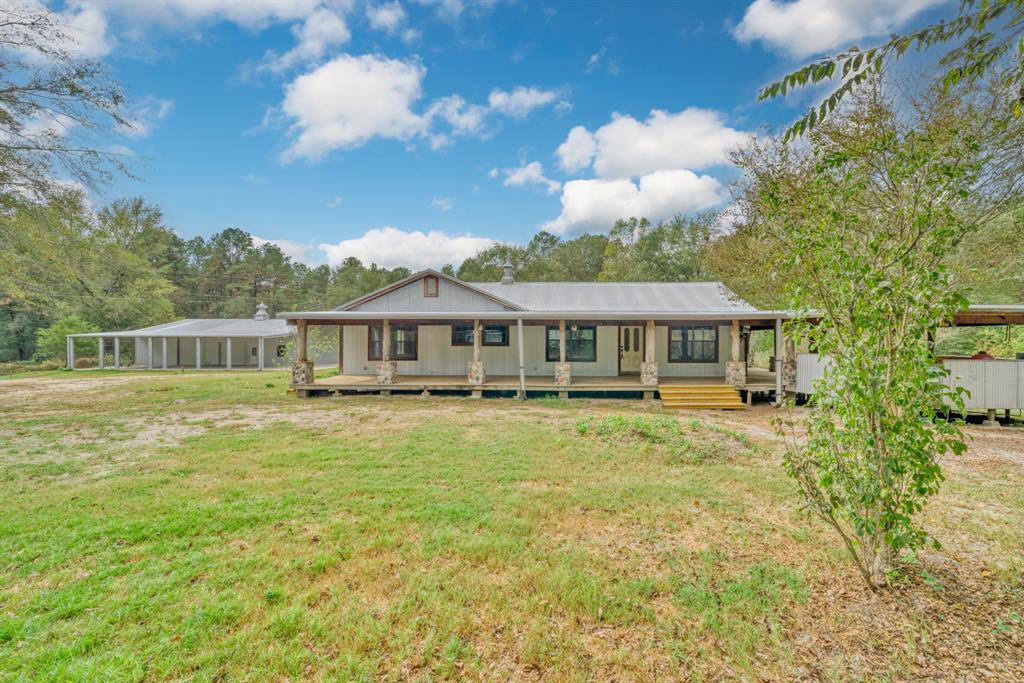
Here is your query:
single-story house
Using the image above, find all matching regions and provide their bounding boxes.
[279,266,794,407]
[66,303,293,371]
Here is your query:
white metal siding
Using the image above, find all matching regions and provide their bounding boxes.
[796,354,1024,409]
[796,352,829,393]
[351,278,514,313]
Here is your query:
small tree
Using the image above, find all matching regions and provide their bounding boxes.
[735,77,1024,589]
[35,316,98,360]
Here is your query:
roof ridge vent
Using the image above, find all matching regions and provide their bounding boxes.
[254,302,269,320]
[500,262,514,285]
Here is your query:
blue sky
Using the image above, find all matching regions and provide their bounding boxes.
[46,0,949,268]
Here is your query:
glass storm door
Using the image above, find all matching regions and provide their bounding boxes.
[619,325,643,373]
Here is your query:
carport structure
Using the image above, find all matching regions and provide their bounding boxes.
[66,304,294,371]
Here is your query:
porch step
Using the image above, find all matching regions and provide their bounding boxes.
[659,384,746,410]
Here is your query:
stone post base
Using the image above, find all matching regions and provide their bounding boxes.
[554,362,572,386]
[726,361,747,389]
[640,361,659,386]
[782,359,797,392]
[291,360,314,385]
[467,360,486,386]
[376,360,398,385]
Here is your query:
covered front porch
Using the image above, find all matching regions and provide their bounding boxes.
[286,312,789,402]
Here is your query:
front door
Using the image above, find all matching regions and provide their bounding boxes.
[619,325,643,373]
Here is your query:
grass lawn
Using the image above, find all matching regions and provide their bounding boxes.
[1,371,1022,681]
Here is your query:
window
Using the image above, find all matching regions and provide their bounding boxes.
[633,327,640,351]
[451,324,510,346]
[546,325,597,362]
[669,325,718,363]
[368,324,418,361]
[623,330,630,352]
[423,275,439,297]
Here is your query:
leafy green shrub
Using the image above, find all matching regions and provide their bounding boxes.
[34,317,99,360]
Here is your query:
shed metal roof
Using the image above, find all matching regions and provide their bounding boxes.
[68,318,293,339]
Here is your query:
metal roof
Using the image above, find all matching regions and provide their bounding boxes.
[467,281,758,314]
[68,318,293,339]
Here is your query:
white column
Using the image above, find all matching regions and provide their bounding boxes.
[67,337,75,369]
[257,337,265,370]
[147,338,154,369]
[195,338,201,369]
[517,319,526,398]
[162,337,168,370]
[98,337,105,369]
[114,337,121,369]
[645,320,656,364]
[775,318,783,405]
[226,337,232,370]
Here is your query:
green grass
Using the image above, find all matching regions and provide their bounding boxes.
[0,371,1021,681]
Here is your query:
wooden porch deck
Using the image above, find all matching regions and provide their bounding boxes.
[294,367,778,397]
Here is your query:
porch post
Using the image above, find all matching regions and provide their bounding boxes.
[468,318,485,388]
[291,321,312,383]
[114,337,121,369]
[226,337,232,370]
[342,325,350,376]
[774,318,783,406]
[783,335,797,393]
[67,337,74,369]
[147,338,153,369]
[554,319,571,387]
[641,319,658,386]
[376,318,397,385]
[98,337,105,369]
[517,318,526,399]
[258,337,265,371]
[726,319,747,390]
[161,337,168,370]
[195,337,201,370]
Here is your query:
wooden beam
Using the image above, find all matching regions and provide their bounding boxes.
[337,325,344,375]
[67,337,74,369]
[382,319,391,361]
[473,318,481,363]
[98,337,105,369]
[731,319,740,362]
[517,318,526,398]
[645,320,656,364]
[297,319,308,362]
[774,318,783,405]
[559,319,566,363]
[114,337,120,369]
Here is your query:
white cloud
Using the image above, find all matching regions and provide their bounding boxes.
[424,95,488,136]
[501,161,560,194]
[585,47,605,73]
[431,197,454,211]
[106,0,324,32]
[556,108,747,178]
[278,54,566,160]
[117,97,174,138]
[252,235,315,262]
[327,195,343,208]
[318,227,494,268]
[21,111,77,139]
[555,125,597,174]
[487,86,561,119]
[60,2,114,58]
[542,169,723,235]
[108,143,136,157]
[487,167,498,178]
[280,54,427,161]
[732,0,945,59]
[366,2,406,33]
[401,27,422,44]
[260,8,350,73]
